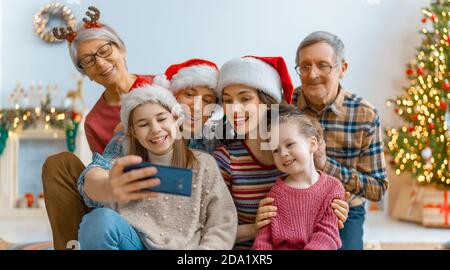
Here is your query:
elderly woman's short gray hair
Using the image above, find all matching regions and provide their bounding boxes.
[69,22,126,74]
[295,31,345,66]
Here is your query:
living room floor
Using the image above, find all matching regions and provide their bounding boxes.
[0,215,51,243]
[1,211,449,249]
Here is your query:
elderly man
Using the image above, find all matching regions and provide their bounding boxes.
[292,31,388,250]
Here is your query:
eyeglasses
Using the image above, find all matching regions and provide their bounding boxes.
[294,62,339,77]
[78,43,113,69]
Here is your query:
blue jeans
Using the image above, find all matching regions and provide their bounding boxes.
[339,205,366,250]
[78,208,146,250]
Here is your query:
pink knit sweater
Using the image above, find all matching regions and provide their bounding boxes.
[252,172,345,250]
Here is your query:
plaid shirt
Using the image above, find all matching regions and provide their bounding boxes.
[188,138,223,154]
[293,86,388,207]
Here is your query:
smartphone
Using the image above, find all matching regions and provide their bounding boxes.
[123,162,192,197]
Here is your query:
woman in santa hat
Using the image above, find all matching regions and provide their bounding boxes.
[42,6,162,250]
[213,56,349,249]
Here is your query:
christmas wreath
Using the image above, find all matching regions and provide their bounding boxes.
[34,2,76,43]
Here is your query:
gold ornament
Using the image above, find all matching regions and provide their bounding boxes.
[65,76,86,112]
[34,2,76,43]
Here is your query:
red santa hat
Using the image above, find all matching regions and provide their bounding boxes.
[217,56,294,104]
[165,58,220,97]
[120,84,183,134]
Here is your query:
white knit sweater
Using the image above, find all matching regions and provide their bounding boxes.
[117,150,237,250]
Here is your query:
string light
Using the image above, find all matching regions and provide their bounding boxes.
[0,106,82,154]
[388,0,450,187]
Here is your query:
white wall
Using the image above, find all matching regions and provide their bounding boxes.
[1,0,431,128]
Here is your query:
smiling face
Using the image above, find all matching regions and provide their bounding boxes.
[270,122,318,176]
[76,39,128,87]
[222,84,265,138]
[297,42,348,110]
[130,102,178,156]
[175,86,217,136]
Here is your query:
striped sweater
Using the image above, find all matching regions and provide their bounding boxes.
[213,140,286,248]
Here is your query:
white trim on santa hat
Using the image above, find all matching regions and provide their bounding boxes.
[120,84,183,134]
[217,57,282,102]
[152,74,171,89]
[170,65,219,97]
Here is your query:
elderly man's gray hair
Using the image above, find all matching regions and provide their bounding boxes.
[295,31,346,65]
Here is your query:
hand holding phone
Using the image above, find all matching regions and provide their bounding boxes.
[108,155,160,204]
[123,162,192,197]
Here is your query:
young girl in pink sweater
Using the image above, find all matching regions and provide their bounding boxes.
[252,106,345,250]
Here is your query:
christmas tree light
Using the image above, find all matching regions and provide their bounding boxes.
[387,0,450,187]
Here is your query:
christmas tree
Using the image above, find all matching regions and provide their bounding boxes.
[387,0,450,187]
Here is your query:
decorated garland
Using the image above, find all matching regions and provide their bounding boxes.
[0,127,9,155]
[66,112,81,152]
[0,107,82,155]
[1,78,85,155]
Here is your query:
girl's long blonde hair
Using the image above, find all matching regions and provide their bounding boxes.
[127,101,194,168]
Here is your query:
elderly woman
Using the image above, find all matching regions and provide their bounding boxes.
[42,6,158,250]
[60,6,158,153]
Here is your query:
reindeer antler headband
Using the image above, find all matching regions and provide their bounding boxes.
[53,6,103,43]
[82,6,102,28]
[53,26,77,43]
